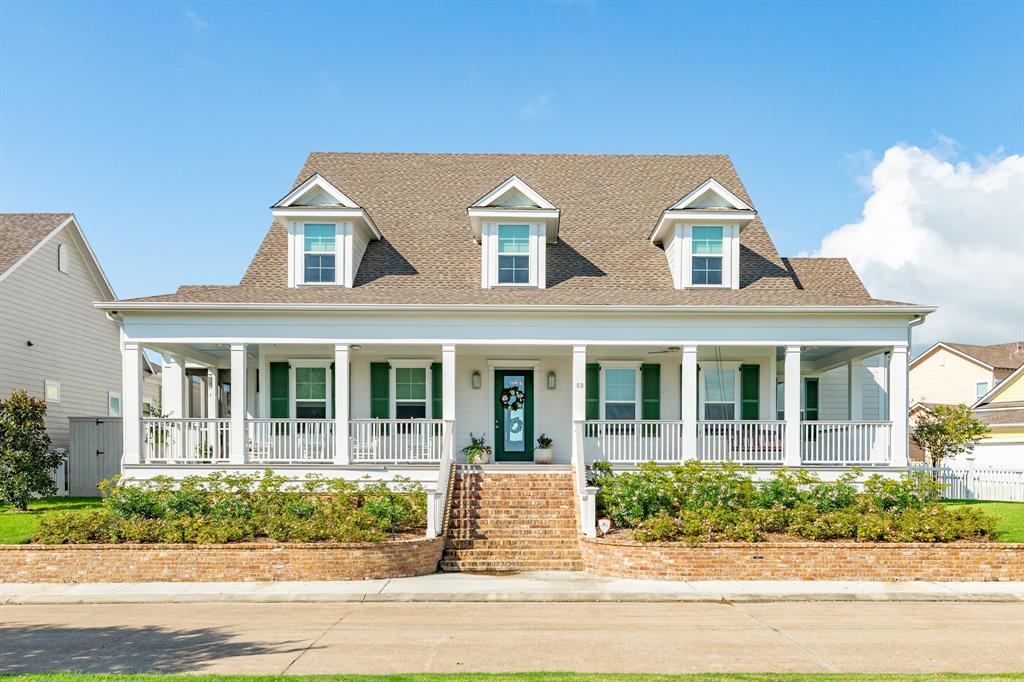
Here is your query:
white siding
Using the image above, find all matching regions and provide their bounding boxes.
[350,221,372,287]
[816,355,886,420]
[0,228,121,449]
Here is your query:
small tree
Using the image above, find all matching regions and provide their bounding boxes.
[911,403,990,467]
[0,389,64,510]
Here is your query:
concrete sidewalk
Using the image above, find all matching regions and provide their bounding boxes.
[3,571,1023,604]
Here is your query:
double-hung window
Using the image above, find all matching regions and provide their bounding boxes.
[703,368,736,420]
[497,224,530,284]
[303,224,336,284]
[294,366,328,419]
[394,367,427,419]
[691,226,724,285]
[976,381,989,399]
[604,368,638,420]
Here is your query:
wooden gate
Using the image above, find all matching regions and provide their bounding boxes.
[68,417,122,497]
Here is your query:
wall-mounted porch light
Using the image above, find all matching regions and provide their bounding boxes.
[471,370,482,389]
[547,370,557,390]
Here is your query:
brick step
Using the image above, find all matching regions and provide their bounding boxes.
[445,529,579,541]
[449,507,577,517]
[444,537,580,549]
[450,501,575,511]
[452,487,575,496]
[447,521,578,532]
[443,546,582,558]
[439,559,585,573]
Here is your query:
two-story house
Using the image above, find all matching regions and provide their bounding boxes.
[100,153,933,545]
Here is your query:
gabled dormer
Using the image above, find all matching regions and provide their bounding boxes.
[468,176,559,289]
[272,173,381,288]
[650,178,757,290]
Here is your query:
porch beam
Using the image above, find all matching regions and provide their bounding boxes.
[334,344,350,465]
[681,345,698,459]
[145,343,222,368]
[888,345,909,467]
[122,341,143,465]
[229,344,246,464]
[783,345,802,466]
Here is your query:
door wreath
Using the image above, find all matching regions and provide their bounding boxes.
[500,385,526,408]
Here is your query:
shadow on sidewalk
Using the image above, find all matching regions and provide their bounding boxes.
[0,622,307,673]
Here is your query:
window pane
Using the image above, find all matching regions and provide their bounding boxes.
[304,224,336,253]
[304,254,336,283]
[497,225,530,253]
[295,367,326,400]
[976,381,988,398]
[691,226,723,255]
[704,368,735,402]
[605,369,636,401]
[705,403,735,420]
[395,367,426,400]
[296,402,326,419]
[396,403,426,419]
[108,395,121,417]
[498,255,530,283]
[606,402,636,420]
[692,256,722,285]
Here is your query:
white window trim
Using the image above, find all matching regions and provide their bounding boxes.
[698,361,741,421]
[481,221,546,289]
[389,359,433,419]
[57,243,70,274]
[679,223,739,289]
[108,391,122,417]
[288,221,354,288]
[976,380,989,399]
[288,360,333,419]
[44,380,61,404]
[599,361,642,421]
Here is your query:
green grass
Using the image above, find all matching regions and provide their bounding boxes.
[0,496,102,544]
[942,500,1024,542]
[2,671,1015,675]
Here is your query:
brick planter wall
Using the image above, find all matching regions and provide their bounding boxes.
[0,537,444,583]
[580,536,1024,581]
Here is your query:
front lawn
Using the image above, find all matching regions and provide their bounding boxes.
[0,497,102,544]
[3,674,1022,682]
[942,500,1024,542]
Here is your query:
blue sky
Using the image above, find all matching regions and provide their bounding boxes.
[1,0,1022,311]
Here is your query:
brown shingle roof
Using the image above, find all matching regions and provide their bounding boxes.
[0,213,71,276]
[975,404,1024,426]
[945,341,1024,372]
[120,153,914,307]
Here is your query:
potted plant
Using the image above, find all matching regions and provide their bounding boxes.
[461,433,492,465]
[534,433,553,464]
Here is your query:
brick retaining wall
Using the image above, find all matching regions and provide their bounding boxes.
[0,537,444,583]
[580,536,1024,581]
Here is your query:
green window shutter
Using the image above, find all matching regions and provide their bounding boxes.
[370,362,390,419]
[740,364,760,420]
[330,362,336,419]
[430,362,442,419]
[269,362,289,418]
[804,378,819,421]
[585,363,600,420]
[641,363,661,420]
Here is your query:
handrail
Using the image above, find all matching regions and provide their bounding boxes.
[427,420,456,538]
[572,420,596,537]
[141,418,230,463]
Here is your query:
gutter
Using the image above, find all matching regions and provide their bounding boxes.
[93,301,939,316]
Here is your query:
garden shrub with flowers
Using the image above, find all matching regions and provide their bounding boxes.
[32,470,427,544]
[587,461,995,543]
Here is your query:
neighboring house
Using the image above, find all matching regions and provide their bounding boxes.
[0,213,121,449]
[941,364,1024,467]
[910,341,1024,407]
[100,153,933,539]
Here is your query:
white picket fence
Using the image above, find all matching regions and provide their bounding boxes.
[912,465,1024,502]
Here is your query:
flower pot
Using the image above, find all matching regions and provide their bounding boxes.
[533,447,553,464]
[467,449,490,465]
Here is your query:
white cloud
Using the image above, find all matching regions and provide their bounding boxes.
[815,142,1024,349]
[183,7,209,33]
[517,91,553,121]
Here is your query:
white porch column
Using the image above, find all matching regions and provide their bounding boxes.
[681,345,698,460]
[442,344,456,421]
[229,344,247,464]
[783,345,802,466]
[571,345,587,462]
[122,342,143,465]
[161,354,187,418]
[888,345,910,467]
[206,369,219,419]
[334,344,350,465]
[848,358,864,421]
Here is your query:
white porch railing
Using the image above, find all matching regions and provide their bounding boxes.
[350,419,446,463]
[581,420,685,463]
[427,421,456,538]
[246,419,335,463]
[800,421,892,464]
[142,418,231,463]
[698,421,786,464]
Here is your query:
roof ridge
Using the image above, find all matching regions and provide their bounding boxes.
[306,151,733,159]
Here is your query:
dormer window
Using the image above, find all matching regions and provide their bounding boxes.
[650,178,757,290]
[468,176,559,289]
[272,173,381,288]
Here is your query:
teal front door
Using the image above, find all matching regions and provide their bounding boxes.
[494,370,534,462]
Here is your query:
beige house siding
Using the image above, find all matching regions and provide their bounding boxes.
[0,226,121,449]
[910,347,994,407]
